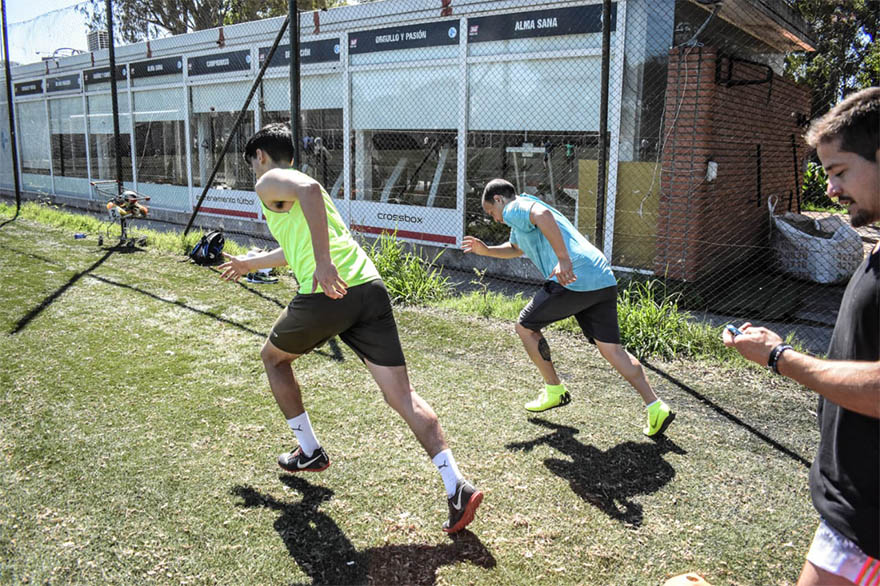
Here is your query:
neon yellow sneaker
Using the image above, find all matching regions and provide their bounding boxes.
[644,400,675,437]
[524,386,572,412]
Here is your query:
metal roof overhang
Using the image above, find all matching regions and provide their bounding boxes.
[689,0,817,52]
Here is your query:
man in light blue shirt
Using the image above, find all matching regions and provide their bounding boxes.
[463,178,674,437]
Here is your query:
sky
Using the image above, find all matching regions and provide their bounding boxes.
[4,0,93,64]
[2,0,363,66]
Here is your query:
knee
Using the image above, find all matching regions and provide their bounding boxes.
[515,322,534,339]
[261,341,294,369]
[599,342,629,364]
[383,384,416,413]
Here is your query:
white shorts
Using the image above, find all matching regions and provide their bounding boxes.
[806,519,880,585]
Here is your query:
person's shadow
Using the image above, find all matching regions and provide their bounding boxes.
[506,418,686,527]
[232,475,496,585]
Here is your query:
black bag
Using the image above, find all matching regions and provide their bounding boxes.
[189,230,225,265]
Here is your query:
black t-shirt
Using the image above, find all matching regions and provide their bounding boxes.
[809,246,880,558]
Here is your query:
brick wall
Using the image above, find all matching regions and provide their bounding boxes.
[655,46,811,281]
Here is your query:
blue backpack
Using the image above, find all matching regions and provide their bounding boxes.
[189,230,225,265]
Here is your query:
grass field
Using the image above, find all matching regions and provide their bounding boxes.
[0,214,821,585]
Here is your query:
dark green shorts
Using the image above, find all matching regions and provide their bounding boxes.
[268,279,406,366]
[518,282,620,344]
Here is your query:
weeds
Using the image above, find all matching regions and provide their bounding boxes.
[1,201,739,362]
[365,231,451,304]
[470,268,493,318]
[617,279,727,360]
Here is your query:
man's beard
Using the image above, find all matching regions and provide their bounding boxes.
[849,207,876,228]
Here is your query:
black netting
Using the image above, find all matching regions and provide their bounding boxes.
[4,0,873,353]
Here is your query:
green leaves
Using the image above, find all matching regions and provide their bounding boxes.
[617,279,727,361]
[365,232,451,305]
[784,0,879,115]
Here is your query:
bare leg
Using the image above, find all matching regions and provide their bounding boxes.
[261,339,305,418]
[363,360,448,458]
[515,323,561,385]
[797,560,856,586]
[595,341,658,405]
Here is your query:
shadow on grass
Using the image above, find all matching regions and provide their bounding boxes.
[0,213,19,230]
[5,243,343,361]
[642,360,811,469]
[10,248,118,334]
[89,274,346,362]
[203,265,285,310]
[507,417,686,527]
[232,476,496,585]
[7,243,268,338]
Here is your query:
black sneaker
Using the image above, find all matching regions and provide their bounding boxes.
[278,446,331,473]
[246,272,278,284]
[442,480,483,533]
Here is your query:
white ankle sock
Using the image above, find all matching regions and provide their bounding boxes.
[432,449,464,497]
[287,412,320,456]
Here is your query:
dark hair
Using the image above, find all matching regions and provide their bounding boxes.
[805,87,880,162]
[482,178,517,203]
[244,122,294,165]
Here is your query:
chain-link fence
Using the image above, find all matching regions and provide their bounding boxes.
[3,0,874,354]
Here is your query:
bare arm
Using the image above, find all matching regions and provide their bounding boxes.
[218,247,287,282]
[256,169,347,298]
[723,324,880,418]
[778,351,880,417]
[530,205,576,286]
[462,236,523,258]
[244,247,288,270]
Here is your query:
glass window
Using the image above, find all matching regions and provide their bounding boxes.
[261,74,343,111]
[465,130,596,238]
[262,108,345,198]
[468,30,603,58]
[49,97,88,178]
[300,109,344,195]
[469,58,603,131]
[0,90,14,187]
[465,57,603,231]
[261,75,345,198]
[353,129,458,208]
[87,93,133,182]
[15,101,50,176]
[618,0,674,162]
[351,66,458,208]
[190,82,254,190]
[133,88,186,186]
[352,66,457,129]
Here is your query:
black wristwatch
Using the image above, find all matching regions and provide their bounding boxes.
[767,344,792,374]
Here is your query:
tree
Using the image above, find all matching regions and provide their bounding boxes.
[785,0,880,117]
[80,0,349,45]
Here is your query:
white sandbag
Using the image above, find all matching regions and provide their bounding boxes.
[768,196,863,284]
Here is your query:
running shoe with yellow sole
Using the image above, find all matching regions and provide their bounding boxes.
[524,388,572,412]
[644,400,675,437]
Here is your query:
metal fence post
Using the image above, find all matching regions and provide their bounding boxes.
[1,0,21,217]
[105,0,123,196]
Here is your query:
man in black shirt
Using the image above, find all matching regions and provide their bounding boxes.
[724,86,880,586]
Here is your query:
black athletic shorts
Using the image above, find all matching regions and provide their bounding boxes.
[518,282,621,344]
[268,279,406,366]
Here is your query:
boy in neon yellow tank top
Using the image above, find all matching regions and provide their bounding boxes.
[218,124,481,533]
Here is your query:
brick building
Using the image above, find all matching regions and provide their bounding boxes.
[656,46,812,281]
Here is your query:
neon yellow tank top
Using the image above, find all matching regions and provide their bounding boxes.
[260,173,379,295]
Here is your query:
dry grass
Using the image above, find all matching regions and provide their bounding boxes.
[0,214,820,585]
